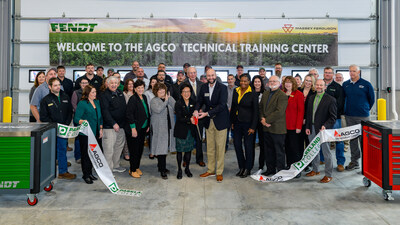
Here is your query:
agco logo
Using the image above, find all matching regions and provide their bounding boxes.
[89,144,104,167]
[282,24,294,33]
[334,130,341,137]
[335,129,360,137]
[51,23,98,32]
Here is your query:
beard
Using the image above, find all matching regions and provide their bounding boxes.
[269,84,279,90]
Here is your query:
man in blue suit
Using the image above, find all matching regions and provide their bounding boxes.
[194,69,230,182]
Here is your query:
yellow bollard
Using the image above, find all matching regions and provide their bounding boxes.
[377,98,386,121]
[2,97,12,123]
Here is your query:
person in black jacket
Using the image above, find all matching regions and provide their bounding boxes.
[230,74,259,178]
[74,63,103,91]
[174,83,196,179]
[126,80,150,178]
[171,70,186,101]
[39,77,76,180]
[99,76,127,173]
[305,79,337,183]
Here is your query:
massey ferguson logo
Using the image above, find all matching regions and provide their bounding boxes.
[282,24,294,33]
[90,144,104,167]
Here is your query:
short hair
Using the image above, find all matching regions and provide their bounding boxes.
[227,74,235,79]
[179,83,193,95]
[57,65,65,71]
[183,63,191,68]
[107,76,119,84]
[283,76,298,92]
[80,77,89,84]
[96,66,104,71]
[324,66,334,72]
[200,75,207,79]
[134,79,145,89]
[157,70,166,76]
[158,63,166,67]
[239,73,251,81]
[309,68,319,74]
[46,68,57,75]
[112,72,120,77]
[152,82,167,96]
[34,71,45,87]
[349,64,360,72]
[251,75,266,93]
[81,85,95,101]
[295,74,302,81]
[123,78,134,92]
[85,63,94,68]
[48,77,59,86]
[236,65,244,69]
[275,63,282,67]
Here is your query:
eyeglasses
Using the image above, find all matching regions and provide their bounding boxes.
[269,80,279,83]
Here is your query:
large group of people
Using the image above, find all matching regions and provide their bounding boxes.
[29,60,375,184]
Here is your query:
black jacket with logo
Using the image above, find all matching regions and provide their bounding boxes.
[99,89,127,129]
[74,74,103,91]
[39,90,72,125]
[325,80,345,117]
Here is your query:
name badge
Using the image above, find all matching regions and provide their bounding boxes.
[359,85,364,88]
[62,100,68,103]
[205,93,210,97]
[48,103,53,106]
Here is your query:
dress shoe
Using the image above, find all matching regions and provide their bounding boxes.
[200,172,215,178]
[89,174,98,181]
[158,168,170,174]
[67,161,72,167]
[240,169,251,178]
[261,171,275,176]
[58,172,76,180]
[136,168,143,176]
[337,165,344,172]
[320,161,325,165]
[183,162,187,167]
[306,171,320,177]
[67,146,73,151]
[83,177,93,184]
[216,174,223,182]
[123,156,130,161]
[236,168,245,177]
[295,173,301,179]
[185,168,193,177]
[177,170,183,179]
[129,170,140,178]
[320,176,333,183]
[198,162,206,167]
[161,171,168,180]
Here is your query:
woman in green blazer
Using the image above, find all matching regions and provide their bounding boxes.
[74,85,103,184]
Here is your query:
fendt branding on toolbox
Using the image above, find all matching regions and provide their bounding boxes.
[0,181,20,188]
[51,23,98,32]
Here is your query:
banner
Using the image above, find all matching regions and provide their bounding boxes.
[57,122,141,197]
[251,124,361,182]
[49,19,338,67]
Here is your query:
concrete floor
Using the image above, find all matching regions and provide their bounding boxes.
[1,143,400,225]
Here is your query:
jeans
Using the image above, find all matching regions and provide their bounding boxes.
[74,138,81,161]
[320,119,345,166]
[56,137,68,174]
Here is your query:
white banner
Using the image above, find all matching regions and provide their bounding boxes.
[57,122,141,197]
[251,124,362,182]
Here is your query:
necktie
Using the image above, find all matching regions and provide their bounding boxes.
[192,82,196,96]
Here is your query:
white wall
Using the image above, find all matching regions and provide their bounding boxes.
[14,0,378,121]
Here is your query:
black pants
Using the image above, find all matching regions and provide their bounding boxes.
[177,152,191,170]
[233,122,255,170]
[285,130,301,166]
[79,135,93,178]
[299,124,309,156]
[127,128,146,172]
[195,118,205,163]
[264,132,286,173]
[157,155,167,172]
[256,123,265,170]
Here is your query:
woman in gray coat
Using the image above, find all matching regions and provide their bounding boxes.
[150,82,176,179]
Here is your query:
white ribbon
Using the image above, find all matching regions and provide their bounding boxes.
[57,122,141,196]
[251,124,362,182]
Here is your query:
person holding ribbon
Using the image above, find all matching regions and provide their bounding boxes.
[230,73,259,178]
[174,83,196,179]
[74,85,103,184]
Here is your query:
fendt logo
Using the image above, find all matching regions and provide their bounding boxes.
[51,23,98,32]
[282,24,294,33]
[0,181,20,188]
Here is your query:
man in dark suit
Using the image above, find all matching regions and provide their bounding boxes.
[185,66,206,167]
[305,79,337,183]
[194,69,229,182]
[259,75,288,176]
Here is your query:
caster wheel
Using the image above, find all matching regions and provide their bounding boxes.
[44,183,53,192]
[363,177,371,187]
[27,196,38,206]
[382,190,394,201]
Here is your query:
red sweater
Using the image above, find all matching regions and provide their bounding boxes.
[285,90,304,130]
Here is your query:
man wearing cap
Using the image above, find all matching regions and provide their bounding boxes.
[259,67,269,86]
[96,66,105,79]
[183,63,191,78]
[234,65,244,86]
[150,63,173,85]
[171,70,186,100]
[107,68,114,77]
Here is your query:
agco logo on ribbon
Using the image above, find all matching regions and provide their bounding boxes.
[251,124,362,183]
[57,123,141,197]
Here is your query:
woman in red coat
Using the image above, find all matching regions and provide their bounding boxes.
[283,76,304,175]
